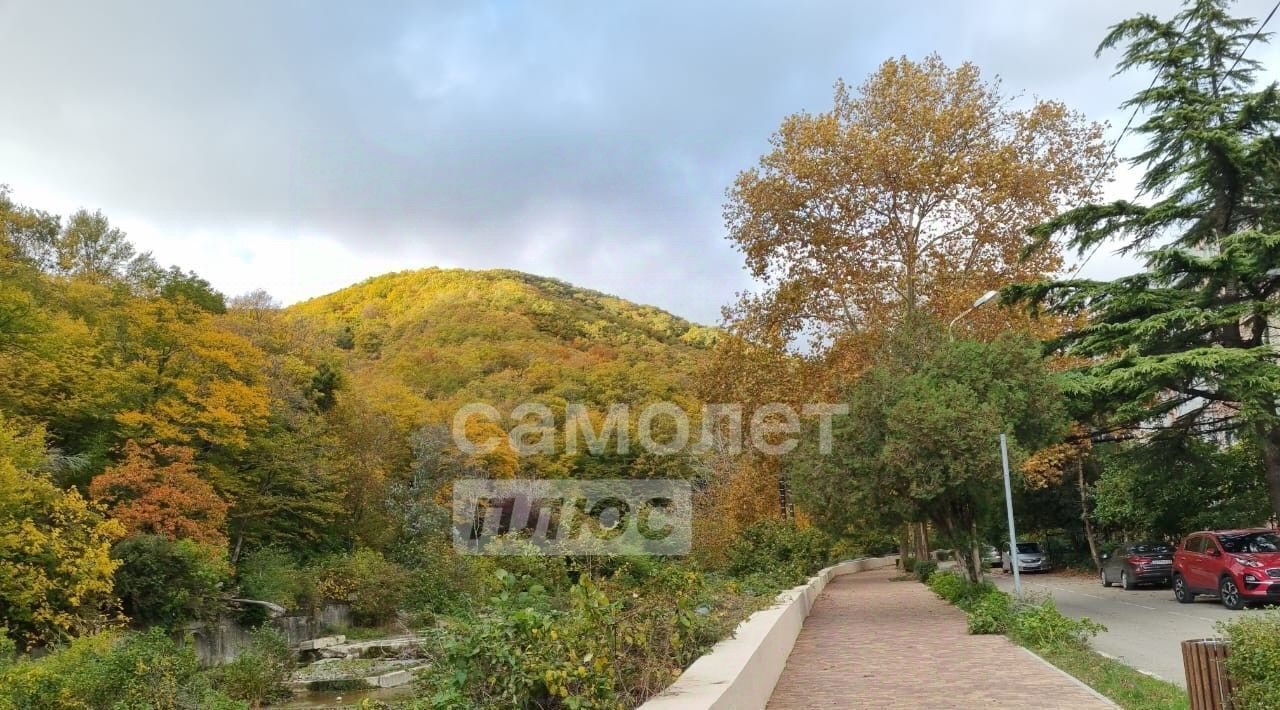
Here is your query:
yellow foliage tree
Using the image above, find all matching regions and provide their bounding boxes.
[724,54,1110,371]
[0,414,123,648]
[110,298,270,452]
[1021,426,1100,569]
[712,54,1110,544]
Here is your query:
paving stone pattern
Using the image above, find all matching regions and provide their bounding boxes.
[767,568,1113,709]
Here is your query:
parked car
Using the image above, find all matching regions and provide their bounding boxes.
[1172,529,1280,610]
[1100,541,1174,589]
[1001,541,1051,573]
[982,544,1001,568]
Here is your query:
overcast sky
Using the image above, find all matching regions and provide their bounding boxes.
[3,1,1278,324]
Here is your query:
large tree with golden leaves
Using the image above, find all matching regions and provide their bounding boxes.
[711,55,1110,550]
[723,54,1110,373]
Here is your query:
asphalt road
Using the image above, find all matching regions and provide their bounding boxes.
[990,569,1242,688]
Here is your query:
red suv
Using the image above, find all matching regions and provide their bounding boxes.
[1172,529,1280,609]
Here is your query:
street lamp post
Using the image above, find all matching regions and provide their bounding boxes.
[948,289,1022,596]
[1000,433,1022,596]
[947,290,998,341]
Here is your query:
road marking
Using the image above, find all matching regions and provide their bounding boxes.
[1094,649,1173,683]
[1164,610,1216,623]
[1046,584,1101,599]
[1043,583,1156,609]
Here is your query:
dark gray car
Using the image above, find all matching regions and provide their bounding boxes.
[1101,541,1174,590]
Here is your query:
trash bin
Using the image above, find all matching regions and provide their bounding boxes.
[1182,639,1234,710]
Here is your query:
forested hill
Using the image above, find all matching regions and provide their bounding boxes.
[286,268,718,431]
[1,187,723,649]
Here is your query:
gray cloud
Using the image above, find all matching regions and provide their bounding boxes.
[3,0,1277,322]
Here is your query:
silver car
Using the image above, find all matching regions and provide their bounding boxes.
[1002,541,1052,573]
[982,544,1001,568]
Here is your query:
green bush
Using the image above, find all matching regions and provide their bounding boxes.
[965,591,1012,635]
[929,572,1102,648]
[209,627,294,707]
[1007,598,1104,652]
[725,520,832,584]
[311,548,412,625]
[913,560,938,582]
[901,557,918,573]
[416,569,621,709]
[0,628,13,671]
[926,571,965,602]
[733,568,810,596]
[112,535,229,628]
[417,565,723,709]
[486,537,574,593]
[236,547,315,611]
[406,545,495,614]
[1219,610,1280,710]
[927,571,999,611]
[0,629,243,710]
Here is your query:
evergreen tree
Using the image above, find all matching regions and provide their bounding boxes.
[1010,0,1280,518]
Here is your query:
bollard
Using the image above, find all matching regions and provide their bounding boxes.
[1181,639,1233,710]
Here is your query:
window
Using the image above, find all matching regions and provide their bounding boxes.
[1185,536,1205,553]
[1218,532,1280,554]
[1016,542,1040,554]
[1131,542,1173,555]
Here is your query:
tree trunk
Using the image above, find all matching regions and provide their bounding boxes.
[898,524,910,567]
[911,521,930,561]
[1077,458,1102,571]
[1260,424,1280,524]
[970,519,985,583]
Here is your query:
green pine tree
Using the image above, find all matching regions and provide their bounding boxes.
[1009,0,1280,519]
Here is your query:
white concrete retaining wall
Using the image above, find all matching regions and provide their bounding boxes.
[639,556,898,710]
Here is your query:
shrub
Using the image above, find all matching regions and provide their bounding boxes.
[733,568,809,596]
[725,520,832,584]
[486,537,573,593]
[112,534,229,628]
[311,548,411,625]
[416,570,621,709]
[236,547,314,611]
[901,557,918,573]
[417,565,722,709]
[926,571,966,602]
[0,629,243,710]
[926,571,998,610]
[965,591,1012,635]
[913,559,938,582]
[1219,610,1280,710]
[0,628,13,671]
[404,544,495,614]
[209,627,294,707]
[1007,598,1104,652]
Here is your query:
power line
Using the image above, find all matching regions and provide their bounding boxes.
[1214,0,1280,95]
[1066,2,1279,279]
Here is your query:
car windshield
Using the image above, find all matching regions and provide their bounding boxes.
[1131,543,1173,554]
[1218,532,1280,553]
[1016,543,1040,554]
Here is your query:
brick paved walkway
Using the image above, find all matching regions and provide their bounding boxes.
[767,568,1114,709]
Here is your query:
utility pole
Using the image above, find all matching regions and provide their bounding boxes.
[1000,433,1021,596]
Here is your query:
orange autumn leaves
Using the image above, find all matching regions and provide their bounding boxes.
[723,54,1109,368]
[90,441,229,548]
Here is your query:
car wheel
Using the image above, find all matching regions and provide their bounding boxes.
[1101,569,1111,587]
[1122,569,1136,591]
[1219,577,1245,611]
[1173,574,1195,604]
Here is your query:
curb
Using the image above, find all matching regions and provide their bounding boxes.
[638,556,898,710]
[1018,646,1120,708]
